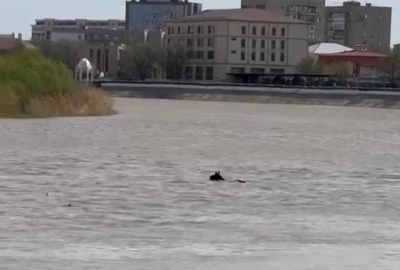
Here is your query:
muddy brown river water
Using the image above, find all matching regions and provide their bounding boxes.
[1,98,400,269]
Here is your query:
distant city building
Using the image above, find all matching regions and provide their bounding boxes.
[316,46,387,78]
[393,44,400,54]
[241,0,326,42]
[125,0,202,31]
[326,1,392,52]
[0,33,22,54]
[46,27,164,78]
[165,9,309,82]
[31,19,125,41]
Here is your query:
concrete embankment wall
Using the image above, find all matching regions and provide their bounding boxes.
[102,83,400,109]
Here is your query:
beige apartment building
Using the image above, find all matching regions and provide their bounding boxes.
[241,0,325,42]
[165,9,309,82]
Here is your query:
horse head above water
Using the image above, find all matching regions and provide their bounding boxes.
[210,171,225,181]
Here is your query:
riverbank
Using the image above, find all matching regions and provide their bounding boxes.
[0,51,114,118]
[102,83,400,109]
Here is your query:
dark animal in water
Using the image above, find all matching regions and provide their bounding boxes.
[210,171,225,181]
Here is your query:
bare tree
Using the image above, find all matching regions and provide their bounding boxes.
[164,44,187,80]
[296,57,325,74]
[32,40,82,71]
[379,51,400,81]
[119,42,164,80]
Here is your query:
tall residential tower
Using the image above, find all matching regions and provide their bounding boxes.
[326,1,391,52]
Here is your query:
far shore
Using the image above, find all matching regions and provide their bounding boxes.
[102,83,400,110]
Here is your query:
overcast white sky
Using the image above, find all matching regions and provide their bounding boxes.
[1,0,399,45]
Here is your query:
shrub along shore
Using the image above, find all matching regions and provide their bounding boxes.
[0,50,114,118]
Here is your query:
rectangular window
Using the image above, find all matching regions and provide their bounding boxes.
[198,25,204,34]
[280,53,285,62]
[196,51,204,60]
[196,66,203,80]
[208,25,215,34]
[187,50,194,59]
[178,27,181,35]
[261,40,265,49]
[188,26,194,34]
[271,52,275,62]
[89,49,94,61]
[252,39,256,49]
[187,38,194,47]
[252,26,257,35]
[105,49,109,73]
[171,27,175,35]
[281,28,286,37]
[241,39,246,48]
[168,27,172,35]
[207,51,215,60]
[207,38,215,47]
[251,52,256,61]
[242,26,246,35]
[272,27,276,36]
[260,52,265,61]
[231,50,237,54]
[241,52,246,61]
[272,40,276,49]
[185,66,193,79]
[167,38,171,45]
[206,67,213,80]
[280,40,285,50]
[261,27,266,35]
[197,38,204,47]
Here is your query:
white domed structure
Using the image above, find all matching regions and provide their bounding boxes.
[75,58,94,84]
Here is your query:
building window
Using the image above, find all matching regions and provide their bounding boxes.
[207,51,214,60]
[208,25,215,34]
[198,25,204,34]
[196,66,203,80]
[272,27,276,36]
[167,38,171,45]
[96,49,101,69]
[206,67,213,80]
[241,52,246,61]
[197,38,204,47]
[231,38,237,41]
[241,39,246,48]
[252,26,257,35]
[252,39,256,49]
[178,27,181,35]
[261,27,266,35]
[261,40,265,49]
[251,52,256,61]
[231,50,237,54]
[185,66,193,79]
[271,40,276,49]
[197,51,204,60]
[187,50,194,59]
[242,26,246,35]
[271,52,275,62]
[105,49,109,73]
[188,26,194,34]
[280,40,285,50]
[207,38,215,47]
[89,49,94,61]
[168,27,172,35]
[187,38,194,47]
[280,53,285,62]
[281,28,285,37]
[260,52,265,61]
